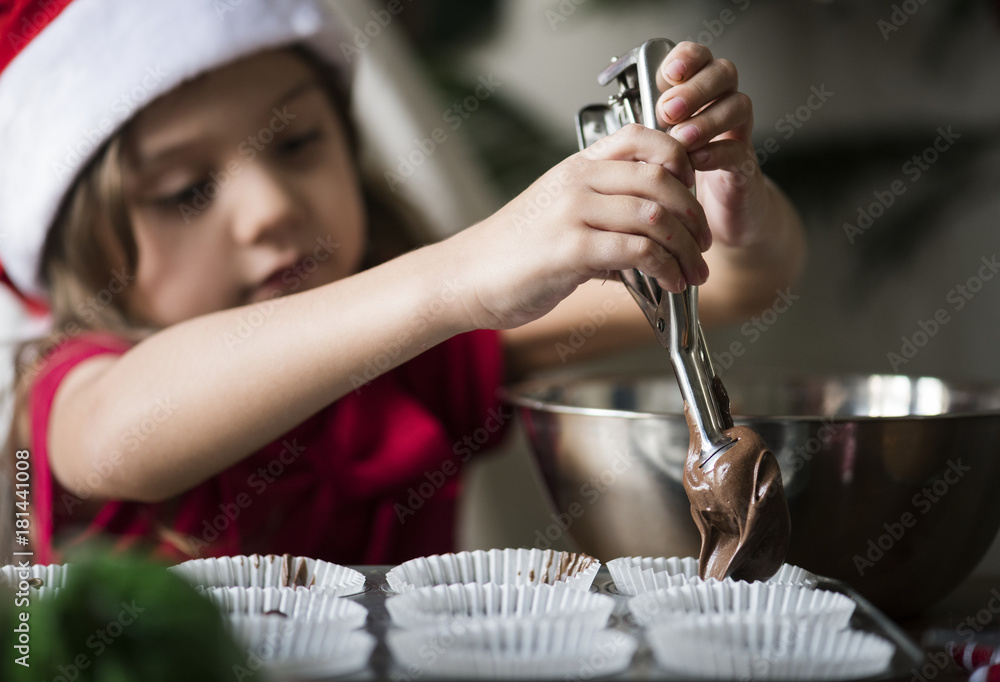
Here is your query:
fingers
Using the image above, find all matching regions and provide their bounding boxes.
[656,42,745,142]
[658,56,739,128]
[584,160,711,251]
[577,228,692,295]
[582,124,695,189]
[690,138,759,178]
[669,91,753,150]
[576,191,709,290]
[655,41,713,92]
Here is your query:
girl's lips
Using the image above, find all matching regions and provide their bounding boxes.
[262,269,290,289]
[254,258,304,299]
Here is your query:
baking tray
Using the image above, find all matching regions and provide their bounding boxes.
[324,565,925,681]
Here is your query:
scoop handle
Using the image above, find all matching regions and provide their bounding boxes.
[577,38,735,467]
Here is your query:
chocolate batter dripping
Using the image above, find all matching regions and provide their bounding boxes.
[682,377,791,582]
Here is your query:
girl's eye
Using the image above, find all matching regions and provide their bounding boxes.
[156,182,205,208]
[279,130,322,156]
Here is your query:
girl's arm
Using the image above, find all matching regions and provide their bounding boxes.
[47,123,709,504]
[502,176,805,378]
[48,243,469,503]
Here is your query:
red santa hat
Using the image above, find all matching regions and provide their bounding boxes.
[0,0,350,311]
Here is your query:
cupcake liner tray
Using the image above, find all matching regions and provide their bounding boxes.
[324,565,922,682]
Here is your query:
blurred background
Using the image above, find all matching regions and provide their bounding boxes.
[2,0,999,575]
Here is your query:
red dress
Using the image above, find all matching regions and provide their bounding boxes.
[28,330,507,565]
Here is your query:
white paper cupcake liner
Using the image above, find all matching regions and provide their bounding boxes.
[203,586,367,627]
[629,581,855,630]
[0,562,70,590]
[170,554,365,596]
[229,616,374,678]
[386,617,637,679]
[647,614,894,680]
[608,556,818,596]
[386,548,599,594]
[386,582,614,629]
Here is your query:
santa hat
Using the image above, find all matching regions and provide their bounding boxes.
[0,0,350,310]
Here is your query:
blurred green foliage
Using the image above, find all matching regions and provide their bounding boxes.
[1,552,247,682]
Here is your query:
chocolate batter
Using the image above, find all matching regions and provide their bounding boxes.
[682,378,791,582]
[527,551,596,584]
[280,554,313,588]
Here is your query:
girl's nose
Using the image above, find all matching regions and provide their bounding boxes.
[229,163,301,246]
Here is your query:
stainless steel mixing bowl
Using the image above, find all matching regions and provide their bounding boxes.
[505,370,1000,617]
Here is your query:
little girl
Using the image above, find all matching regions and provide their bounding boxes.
[0,0,804,566]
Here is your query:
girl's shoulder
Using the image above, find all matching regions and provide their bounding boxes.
[23,329,133,397]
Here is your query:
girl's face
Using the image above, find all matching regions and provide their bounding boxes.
[121,49,365,326]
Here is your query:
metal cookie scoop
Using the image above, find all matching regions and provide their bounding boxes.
[575,38,735,471]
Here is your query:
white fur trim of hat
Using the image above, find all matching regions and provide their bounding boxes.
[0,0,350,302]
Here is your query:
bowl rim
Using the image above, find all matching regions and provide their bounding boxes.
[501,368,1000,422]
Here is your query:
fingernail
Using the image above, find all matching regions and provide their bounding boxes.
[699,260,710,283]
[662,97,686,122]
[664,59,686,82]
[672,125,698,147]
[677,277,687,292]
[691,148,710,165]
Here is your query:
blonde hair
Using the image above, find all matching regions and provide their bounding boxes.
[0,45,429,561]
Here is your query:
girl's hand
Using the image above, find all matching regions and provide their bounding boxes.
[449,124,712,330]
[655,41,768,250]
